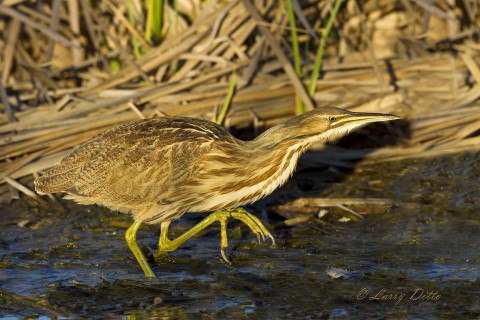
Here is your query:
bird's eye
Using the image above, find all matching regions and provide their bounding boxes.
[328,116,337,122]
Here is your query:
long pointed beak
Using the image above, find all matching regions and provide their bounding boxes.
[346,111,401,124]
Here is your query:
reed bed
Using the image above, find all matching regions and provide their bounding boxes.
[0,0,479,202]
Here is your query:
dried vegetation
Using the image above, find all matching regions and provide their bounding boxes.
[0,0,479,202]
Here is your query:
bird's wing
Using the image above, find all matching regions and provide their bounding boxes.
[37,118,228,207]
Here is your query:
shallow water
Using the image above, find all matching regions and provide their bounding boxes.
[1,152,479,318]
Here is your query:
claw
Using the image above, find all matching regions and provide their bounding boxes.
[268,234,276,247]
[220,247,232,264]
[258,231,265,243]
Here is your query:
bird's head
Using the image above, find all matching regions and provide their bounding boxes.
[282,106,401,143]
[254,106,400,148]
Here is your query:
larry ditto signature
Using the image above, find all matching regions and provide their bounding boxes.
[357,287,441,305]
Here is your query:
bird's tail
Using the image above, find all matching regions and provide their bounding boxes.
[34,165,76,194]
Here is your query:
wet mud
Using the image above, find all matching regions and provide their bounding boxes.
[1,151,479,318]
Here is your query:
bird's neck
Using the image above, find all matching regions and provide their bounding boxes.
[234,130,321,202]
[186,129,320,211]
[250,123,322,152]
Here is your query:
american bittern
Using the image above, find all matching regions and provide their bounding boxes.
[34,107,400,277]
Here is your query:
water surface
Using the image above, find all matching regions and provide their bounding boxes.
[1,152,479,318]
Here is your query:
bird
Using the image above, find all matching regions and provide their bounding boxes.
[34,106,400,277]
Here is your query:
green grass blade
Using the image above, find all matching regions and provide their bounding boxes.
[127,0,142,58]
[286,0,304,114]
[217,73,237,126]
[309,0,343,97]
[145,0,163,43]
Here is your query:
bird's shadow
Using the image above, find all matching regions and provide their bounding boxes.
[247,118,412,225]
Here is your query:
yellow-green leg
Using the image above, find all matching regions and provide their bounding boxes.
[154,208,275,262]
[125,221,155,278]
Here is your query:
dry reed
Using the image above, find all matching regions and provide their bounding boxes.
[0,0,479,203]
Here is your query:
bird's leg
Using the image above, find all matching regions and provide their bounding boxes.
[154,208,275,263]
[125,221,156,278]
[154,216,226,261]
[218,215,229,263]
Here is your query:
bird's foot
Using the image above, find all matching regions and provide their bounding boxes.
[153,208,275,264]
[223,208,276,247]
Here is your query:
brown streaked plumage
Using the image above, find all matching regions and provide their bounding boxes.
[35,106,400,277]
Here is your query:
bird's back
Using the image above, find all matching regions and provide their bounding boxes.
[35,117,236,214]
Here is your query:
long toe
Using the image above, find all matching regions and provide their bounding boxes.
[267,232,276,247]
[229,208,276,247]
